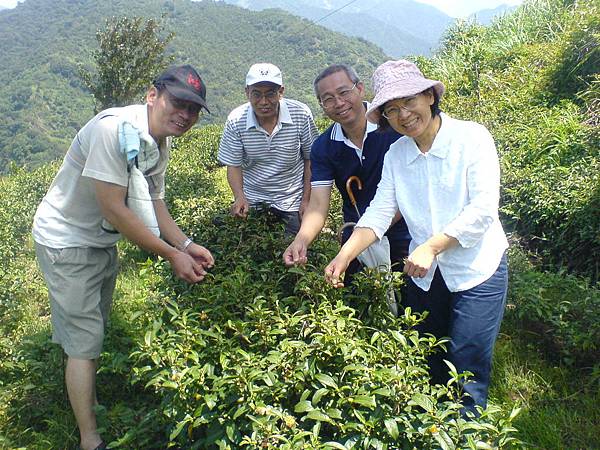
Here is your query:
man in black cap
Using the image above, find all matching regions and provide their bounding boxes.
[32,65,214,450]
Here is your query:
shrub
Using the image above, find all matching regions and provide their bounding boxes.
[129,212,522,449]
[506,245,600,368]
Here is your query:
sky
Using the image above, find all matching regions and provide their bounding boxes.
[0,0,524,17]
[0,0,19,7]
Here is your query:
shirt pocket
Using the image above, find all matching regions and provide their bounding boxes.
[272,142,302,166]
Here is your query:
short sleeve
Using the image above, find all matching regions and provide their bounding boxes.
[218,119,244,166]
[310,136,335,187]
[81,116,128,187]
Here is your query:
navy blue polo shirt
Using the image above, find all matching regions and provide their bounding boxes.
[310,121,411,245]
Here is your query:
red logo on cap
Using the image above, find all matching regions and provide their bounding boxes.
[187,74,201,91]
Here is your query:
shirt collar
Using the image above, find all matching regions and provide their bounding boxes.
[329,101,376,143]
[428,112,450,159]
[406,112,450,164]
[245,99,292,131]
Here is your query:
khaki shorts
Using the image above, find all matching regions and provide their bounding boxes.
[35,243,119,359]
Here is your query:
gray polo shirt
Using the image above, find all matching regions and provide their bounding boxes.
[33,104,169,248]
[218,98,318,212]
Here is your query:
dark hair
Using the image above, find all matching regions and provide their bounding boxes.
[153,82,167,93]
[313,64,360,99]
[377,87,442,132]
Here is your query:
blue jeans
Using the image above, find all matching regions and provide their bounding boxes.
[404,253,508,413]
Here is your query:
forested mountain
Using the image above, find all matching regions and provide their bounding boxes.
[469,4,519,25]
[0,0,388,173]
[221,0,454,57]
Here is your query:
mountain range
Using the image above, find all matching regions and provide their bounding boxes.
[0,0,389,172]
[0,0,520,172]
[469,4,519,25]
[219,0,453,57]
[218,0,519,57]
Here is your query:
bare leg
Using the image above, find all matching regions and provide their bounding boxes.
[65,357,103,450]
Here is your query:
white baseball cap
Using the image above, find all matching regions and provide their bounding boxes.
[246,63,283,87]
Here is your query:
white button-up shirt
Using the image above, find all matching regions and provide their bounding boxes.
[356,113,508,292]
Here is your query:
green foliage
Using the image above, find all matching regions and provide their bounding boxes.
[129,211,521,449]
[425,0,600,280]
[1,1,599,448]
[0,0,389,173]
[546,1,600,102]
[79,15,174,111]
[506,246,600,367]
[490,325,600,450]
[1,118,597,450]
[0,163,57,338]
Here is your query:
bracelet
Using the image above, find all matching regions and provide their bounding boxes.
[179,237,193,252]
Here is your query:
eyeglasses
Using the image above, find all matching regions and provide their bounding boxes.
[167,93,202,115]
[319,83,358,110]
[381,95,420,120]
[249,89,280,102]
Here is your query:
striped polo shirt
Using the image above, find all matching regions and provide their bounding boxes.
[218,98,318,212]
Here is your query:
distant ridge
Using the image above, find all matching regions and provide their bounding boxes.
[0,0,388,172]
[469,4,519,25]
[220,0,455,57]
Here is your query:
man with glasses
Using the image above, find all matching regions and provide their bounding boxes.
[32,65,214,450]
[218,63,318,235]
[283,64,411,284]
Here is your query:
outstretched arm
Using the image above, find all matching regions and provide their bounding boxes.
[324,227,378,288]
[94,180,213,284]
[283,186,331,266]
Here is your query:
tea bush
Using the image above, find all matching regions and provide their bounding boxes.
[127,210,522,449]
[0,163,58,337]
[2,1,599,447]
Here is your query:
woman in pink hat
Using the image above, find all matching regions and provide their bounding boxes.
[324,59,509,414]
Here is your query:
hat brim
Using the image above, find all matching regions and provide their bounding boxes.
[246,78,283,88]
[164,85,211,114]
[366,79,444,123]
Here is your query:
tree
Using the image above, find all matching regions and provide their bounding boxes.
[80,16,174,111]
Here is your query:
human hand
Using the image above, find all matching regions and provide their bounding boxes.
[283,239,308,267]
[324,254,350,288]
[186,242,215,269]
[169,251,208,284]
[230,196,249,218]
[403,243,436,278]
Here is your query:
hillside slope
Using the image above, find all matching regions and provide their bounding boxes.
[222,0,454,57]
[0,0,388,172]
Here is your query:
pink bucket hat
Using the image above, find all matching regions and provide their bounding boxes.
[366,60,445,123]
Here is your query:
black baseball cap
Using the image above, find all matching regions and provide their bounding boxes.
[154,65,210,113]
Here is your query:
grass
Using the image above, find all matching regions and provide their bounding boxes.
[0,247,162,450]
[490,326,600,449]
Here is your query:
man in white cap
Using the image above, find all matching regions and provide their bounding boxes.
[218,63,318,235]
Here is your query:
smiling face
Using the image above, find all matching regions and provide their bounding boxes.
[146,87,200,141]
[315,70,365,128]
[382,89,437,144]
